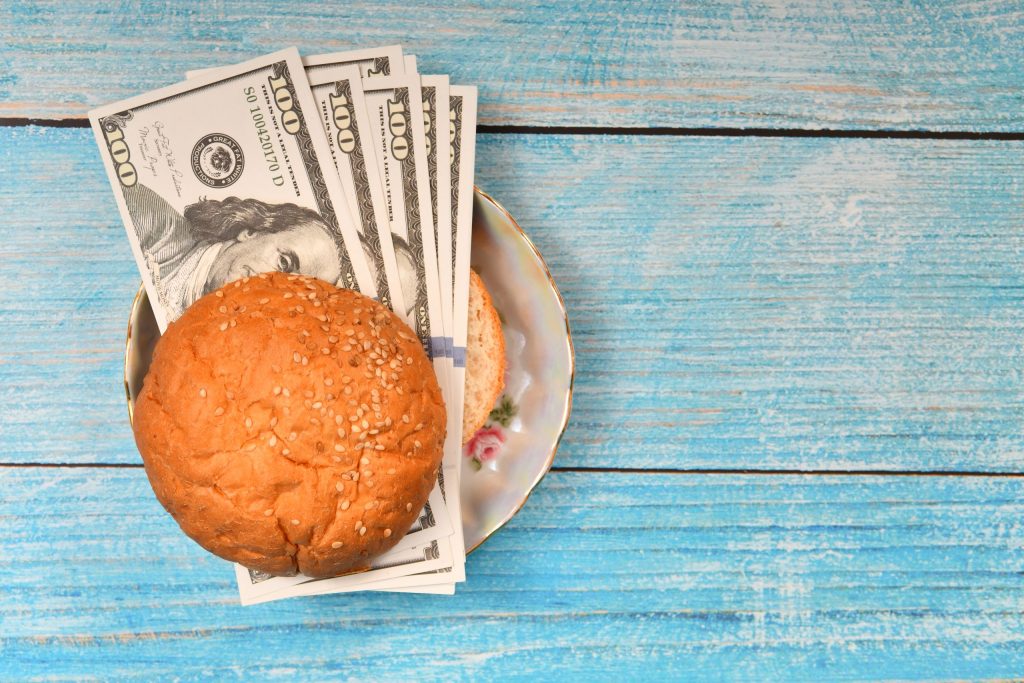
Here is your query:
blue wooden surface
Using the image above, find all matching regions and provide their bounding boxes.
[1,1,1023,130]
[2,0,1024,679]
[3,469,1024,680]
[3,127,1024,471]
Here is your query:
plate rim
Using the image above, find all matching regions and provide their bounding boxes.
[123,186,575,556]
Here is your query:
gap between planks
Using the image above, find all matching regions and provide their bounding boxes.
[2,117,1023,140]
[2,463,1024,477]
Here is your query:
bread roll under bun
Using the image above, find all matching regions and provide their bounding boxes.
[132,272,446,578]
[462,270,506,444]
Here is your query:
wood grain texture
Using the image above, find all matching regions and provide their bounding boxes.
[3,127,1023,471]
[1,468,1022,680]
[1,1,1023,130]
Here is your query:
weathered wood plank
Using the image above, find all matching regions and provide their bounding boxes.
[1,1,1022,130]
[3,127,1023,471]
[1,468,1022,680]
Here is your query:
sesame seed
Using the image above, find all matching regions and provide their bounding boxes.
[219,322,228,331]
[332,541,343,549]
[364,501,374,510]
[226,391,234,400]
[293,352,301,363]
[268,435,277,447]
[218,305,227,314]
[414,440,421,448]
[337,428,345,438]
[354,520,362,530]
[282,388,290,397]
[291,519,300,526]
[375,444,384,451]
[215,407,225,416]
[402,415,410,424]
[361,420,369,429]
[301,356,308,366]
[359,527,367,536]
[360,457,370,466]
[351,424,360,433]
[312,401,322,409]
[296,305,305,313]
[396,387,403,395]
[335,482,344,492]
[325,378,335,387]
[289,432,297,441]
[283,292,293,299]
[387,468,396,475]
[282,448,290,455]
[199,388,207,398]
[270,417,278,427]
[244,443,256,451]
[259,297,270,304]
[230,319,236,327]
[321,348,330,355]
[415,423,423,431]
[406,503,413,512]
[328,336,338,343]
[215,291,224,298]
[383,529,392,538]
[273,386,281,396]
[334,443,344,452]
[264,509,273,516]
[245,417,252,429]
[341,500,351,510]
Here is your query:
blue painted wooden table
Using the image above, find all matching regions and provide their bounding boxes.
[2,2,1023,680]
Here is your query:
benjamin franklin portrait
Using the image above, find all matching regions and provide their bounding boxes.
[123,183,343,320]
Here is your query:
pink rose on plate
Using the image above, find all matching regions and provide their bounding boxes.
[465,426,505,470]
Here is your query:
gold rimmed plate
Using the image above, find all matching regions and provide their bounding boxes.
[125,187,574,555]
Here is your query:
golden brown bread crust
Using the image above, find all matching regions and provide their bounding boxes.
[132,272,446,578]
[462,270,506,445]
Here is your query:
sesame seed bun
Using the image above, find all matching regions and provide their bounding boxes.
[462,270,506,445]
[132,272,446,578]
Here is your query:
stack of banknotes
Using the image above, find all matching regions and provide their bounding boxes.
[88,46,477,604]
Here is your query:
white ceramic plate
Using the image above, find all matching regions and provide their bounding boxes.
[125,187,574,553]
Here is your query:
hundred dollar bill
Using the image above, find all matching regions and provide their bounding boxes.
[306,65,406,313]
[187,45,405,80]
[305,64,461,589]
[421,75,453,358]
[448,85,478,563]
[450,85,479,418]
[360,74,446,363]
[90,47,373,331]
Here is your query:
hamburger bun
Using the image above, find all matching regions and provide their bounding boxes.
[462,270,506,444]
[132,272,446,578]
